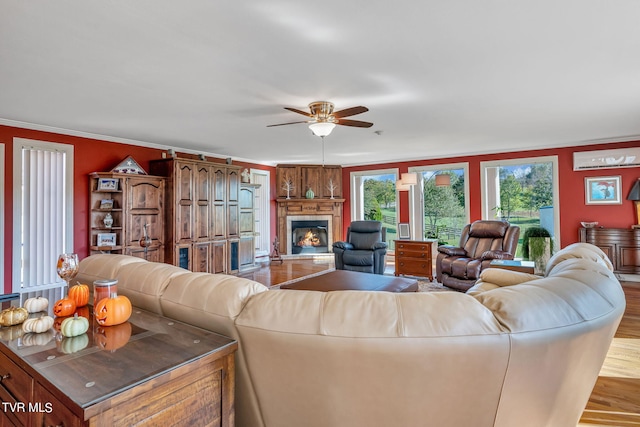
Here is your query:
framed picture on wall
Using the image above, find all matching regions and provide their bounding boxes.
[398,223,411,239]
[585,176,622,205]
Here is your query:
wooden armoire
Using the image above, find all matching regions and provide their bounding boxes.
[150,158,242,274]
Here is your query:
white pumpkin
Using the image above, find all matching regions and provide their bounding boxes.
[21,331,54,347]
[22,316,54,334]
[23,296,49,313]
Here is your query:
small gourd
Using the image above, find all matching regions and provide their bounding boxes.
[57,334,89,354]
[60,313,89,338]
[23,296,49,313]
[53,296,76,317]
[22,316,54,334]
[68,284,90,308]
[0,307,29,327]
[95,293,132,326]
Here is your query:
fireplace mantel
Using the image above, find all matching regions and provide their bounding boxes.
[277,198,344,255]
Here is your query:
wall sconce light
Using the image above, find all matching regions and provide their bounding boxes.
[627,178,640,227]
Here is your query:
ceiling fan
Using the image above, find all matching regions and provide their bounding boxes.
[267,101,373,136]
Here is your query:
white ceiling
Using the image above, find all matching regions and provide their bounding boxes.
[2,1,640,166]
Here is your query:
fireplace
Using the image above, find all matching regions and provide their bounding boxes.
[291,220,329,254]
[286,214,334,255]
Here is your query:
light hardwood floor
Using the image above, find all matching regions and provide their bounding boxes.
[243,258,640,425]
[579,281,640,426]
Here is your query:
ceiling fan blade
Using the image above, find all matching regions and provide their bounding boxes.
[333,106,369,118]
[267,120,311,127]
[284,107,313,117]
[336,118,374,128]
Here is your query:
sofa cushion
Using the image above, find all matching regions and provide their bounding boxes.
[115,262,190,314]
[160,273,267,338]
[76,254,146,286]
[467,268,541,295]
[474,260,623,333]
[545,244,614,274]
[342,250,374,267]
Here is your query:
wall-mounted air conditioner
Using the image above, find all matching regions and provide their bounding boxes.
[573,147,640,171]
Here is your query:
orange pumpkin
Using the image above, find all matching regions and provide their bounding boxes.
[94,293,132,326]
[68,284,89,308]
[53,297,76,317]
[95,322,132,352]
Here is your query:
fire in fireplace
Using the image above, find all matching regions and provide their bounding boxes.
[291,220,329,254]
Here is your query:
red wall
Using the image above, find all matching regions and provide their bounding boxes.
[3,122,638,295]
[342,141,640,247]
[1,124,276,294]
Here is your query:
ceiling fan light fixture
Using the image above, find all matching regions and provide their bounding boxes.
[309,122,336,137]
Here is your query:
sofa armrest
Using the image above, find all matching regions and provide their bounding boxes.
[333,241,354,251]
[438,246,466,256]
[481,250,513,260]
[479,268,541,287]
[373,242,388,250]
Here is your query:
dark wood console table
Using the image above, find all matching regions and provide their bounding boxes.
[579,227,640,274]
[0,297,237,427]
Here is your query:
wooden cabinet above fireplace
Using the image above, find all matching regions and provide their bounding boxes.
[276,164,342,199]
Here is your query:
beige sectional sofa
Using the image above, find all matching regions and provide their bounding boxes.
[77,242,625,427]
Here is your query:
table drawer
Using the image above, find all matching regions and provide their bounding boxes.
[397,259,432,274]
[396,242,432,252]
[0,350,33,426]
[396,249,430,259]
[34,383,82,427]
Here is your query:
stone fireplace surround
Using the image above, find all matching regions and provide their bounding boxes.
[276,198,344,256]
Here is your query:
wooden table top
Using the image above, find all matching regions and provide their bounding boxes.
[0,292,236,409]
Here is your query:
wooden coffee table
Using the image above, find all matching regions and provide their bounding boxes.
[0,295,237,427]
[280,270,418,292]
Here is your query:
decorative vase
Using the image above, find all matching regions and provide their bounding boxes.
[103,213,113,228]
[139,223,152,248]
[305,187,315,199]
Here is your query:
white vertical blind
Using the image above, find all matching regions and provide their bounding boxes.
[13,139,73,292]
[250,169,270,257]
[0,145,4,291]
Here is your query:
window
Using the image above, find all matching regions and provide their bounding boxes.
[350,168,398,249]
[249,168,271,258]
[12,138,74,292]
[408,163,469,245]
[480,156,560,257]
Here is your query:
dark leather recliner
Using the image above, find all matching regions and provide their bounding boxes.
[333,221,388,275]
[436,220,520,291]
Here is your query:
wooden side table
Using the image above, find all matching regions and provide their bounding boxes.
[394,240,437,280]
[0,297,237,427]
